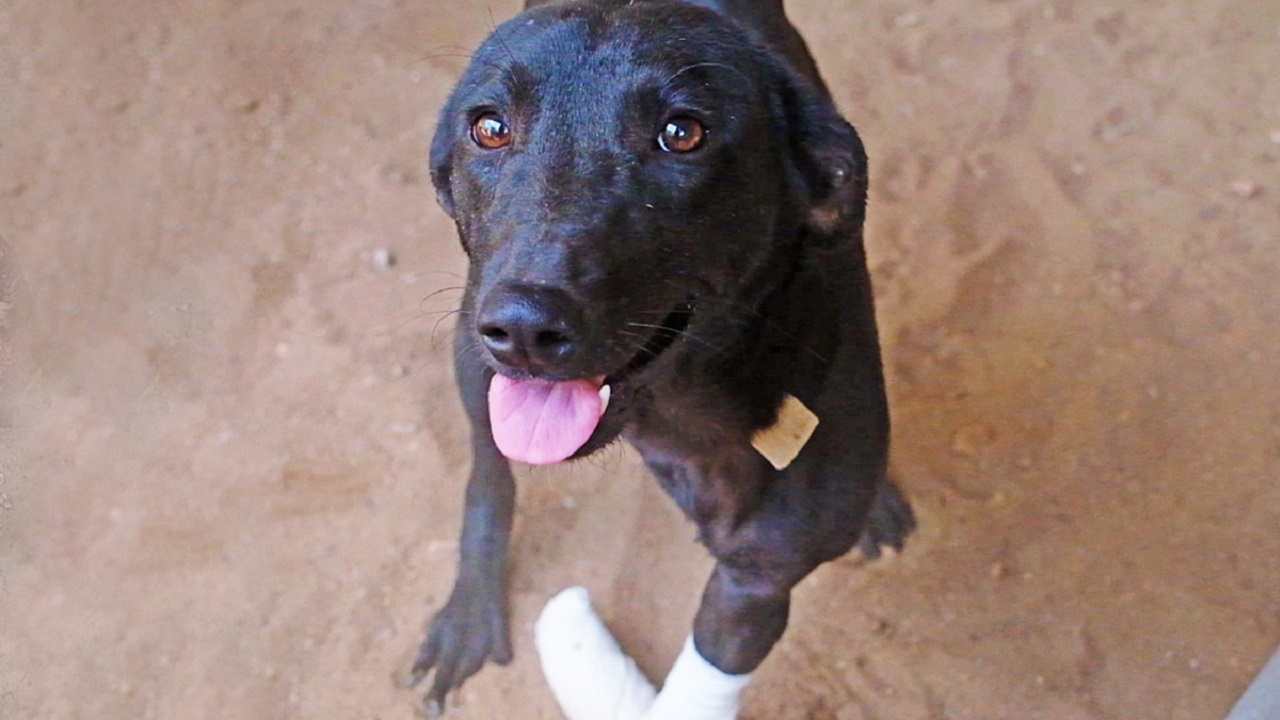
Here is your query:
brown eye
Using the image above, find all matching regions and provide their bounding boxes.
[471,112,511,150]
[658,116,706,153]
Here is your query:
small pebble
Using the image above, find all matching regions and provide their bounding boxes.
[894,11,923,28]
[1270,130,1280,144]
[372,247,396,270]
[389,422,419,435]
[426,539,460,556]
[1229,178,1261,198]
[390,365,408,379]
[951,424,994,457]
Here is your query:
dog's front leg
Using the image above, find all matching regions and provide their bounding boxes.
[692,563,794,675]
[532,563,797,720]
[409,334,515,712]
[642,561,803,720]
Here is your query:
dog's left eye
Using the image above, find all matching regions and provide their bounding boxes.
[471,112,512,150]
[658,117,706,153]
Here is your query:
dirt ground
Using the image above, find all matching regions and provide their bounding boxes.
[2,0,1279,718]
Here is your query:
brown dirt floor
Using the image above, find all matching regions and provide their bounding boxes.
[2,1,1280,718]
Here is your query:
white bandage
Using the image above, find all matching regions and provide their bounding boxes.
[535,588,750,720]
[534,587,657,720]
[642,636,750,720]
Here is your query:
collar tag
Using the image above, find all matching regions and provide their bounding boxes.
[751,394,819,470]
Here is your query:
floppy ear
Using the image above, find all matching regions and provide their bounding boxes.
[772,66,869,240]
[429,115,457,219]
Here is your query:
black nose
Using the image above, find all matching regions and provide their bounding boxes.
[477,285,584,372]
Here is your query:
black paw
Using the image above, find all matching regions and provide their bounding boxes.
[405,585,512,714]
[858,478,916,559]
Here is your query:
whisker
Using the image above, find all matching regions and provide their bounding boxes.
[581,442,627,474]
[418,285,466,312]
[408,45,510,83]
[659,280,830,364]
[455,339,487,363]
[629,309,696,317]
[626,322,724,354]
[485,8,521,86]
[614,330,659,358]
[661,62,755,94]
[408,52,478,68]
[431,309,468,348]
[418,269,468,281]
[414,307,471,319]
[413,44,478,60]
[391,307,470,336]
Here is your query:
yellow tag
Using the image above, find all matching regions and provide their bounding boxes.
[751,394,819,470]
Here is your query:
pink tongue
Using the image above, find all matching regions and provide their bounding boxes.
[488,374,604,465]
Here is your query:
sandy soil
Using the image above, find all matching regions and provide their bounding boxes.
[2,1,1279,718]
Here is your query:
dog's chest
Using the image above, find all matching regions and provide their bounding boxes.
[625,391,775,543]
[631,435,772,543]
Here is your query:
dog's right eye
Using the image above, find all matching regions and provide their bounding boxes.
[471,113,512,150]
[658,116,706,153]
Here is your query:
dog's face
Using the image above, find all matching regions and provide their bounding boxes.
[431,0,865,463]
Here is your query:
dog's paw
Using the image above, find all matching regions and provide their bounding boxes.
[535,587,656,720]
[858,479,916,560]
[406,585,513,714]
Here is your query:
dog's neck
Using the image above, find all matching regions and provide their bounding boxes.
[661,225,849,432]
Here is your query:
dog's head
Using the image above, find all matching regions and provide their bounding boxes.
[431,0,866,464]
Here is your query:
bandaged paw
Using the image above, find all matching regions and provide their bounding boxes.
[536,588,750,720]
[535,587,657,720]
[641,637,750,720]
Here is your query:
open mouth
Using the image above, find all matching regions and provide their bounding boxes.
[607,298,696,386]
[486,298,695,466]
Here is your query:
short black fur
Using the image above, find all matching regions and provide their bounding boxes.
[406,0,915,710]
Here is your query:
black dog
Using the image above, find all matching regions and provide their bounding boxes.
[408,0,914,711]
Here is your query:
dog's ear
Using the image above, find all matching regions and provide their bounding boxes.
[771,65,868,240]
[429,118,457,219]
